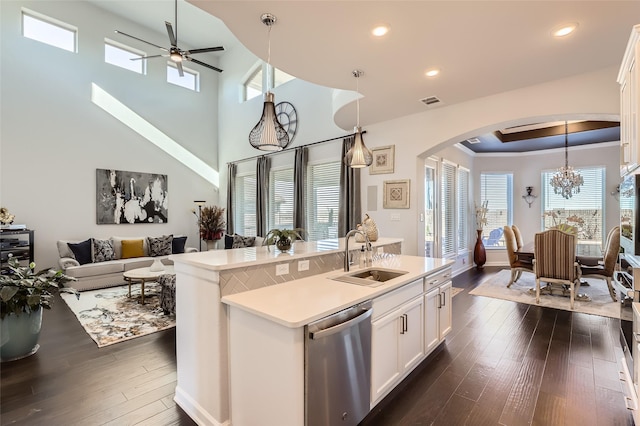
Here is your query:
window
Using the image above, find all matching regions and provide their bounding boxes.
[245,67,263,101]
[542,167,605,244]
[22,9,77,52]
[234,173,257,237]
[167,64,199,91]
[440,161,457,257]
[457,168,470,251]
[105,39,145,74]
[269,167,294,230]
[243,64,296,101]
[480,173,513,247]
[306,161,340,241]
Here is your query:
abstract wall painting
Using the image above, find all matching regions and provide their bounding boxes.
[96,169,168,224]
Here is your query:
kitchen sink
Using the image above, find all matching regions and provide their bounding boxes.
[331,267,409,287]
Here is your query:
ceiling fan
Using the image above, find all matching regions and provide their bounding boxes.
[114,0,223,76]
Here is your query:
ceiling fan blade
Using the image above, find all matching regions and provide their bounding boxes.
[114,30,167,51]
[185,46,225,55]
[188,57,223,73]
[176,61,184,77]
[165,21,177,47]
[130,54,166,61]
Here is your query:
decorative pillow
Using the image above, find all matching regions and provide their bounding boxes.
[172,236,188,254]
[121,239,145,259]
[232,234,256,249]
[67,239,92,265]
[93,238,115,263]
[224,234,234,250]
[148,235,173,256]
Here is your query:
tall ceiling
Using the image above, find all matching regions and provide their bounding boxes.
[88,1,639,151]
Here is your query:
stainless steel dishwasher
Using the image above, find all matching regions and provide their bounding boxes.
[305,300,372,426]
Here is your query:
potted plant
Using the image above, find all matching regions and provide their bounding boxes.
[197,206,226,250]
[0,256,78,361]
[263,228,305,252]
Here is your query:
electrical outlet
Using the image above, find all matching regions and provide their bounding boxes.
[390,214,401,221]
[276,264,289,276]
[298,260,310,272]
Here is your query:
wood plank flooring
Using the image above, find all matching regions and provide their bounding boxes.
[1,267,634,425]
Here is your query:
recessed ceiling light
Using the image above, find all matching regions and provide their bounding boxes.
[371,25,390,37]
[553,23,578,37]
[425,69,440,77]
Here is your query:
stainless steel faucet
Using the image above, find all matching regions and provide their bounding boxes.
[344,229,370,272]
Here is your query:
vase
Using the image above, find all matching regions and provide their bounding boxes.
[1,308,42,362]
[474,229,486,269]
[149,258,165,272]
[276,238,292,252]
[206,240,220,251]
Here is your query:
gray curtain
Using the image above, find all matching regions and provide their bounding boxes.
[256,156,271,237]
[226,162,237,234]
[293,147,308,232]
[338,136,362,236]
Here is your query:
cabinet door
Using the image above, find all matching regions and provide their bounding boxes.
[371,308,402,404]
[399,296,424,372]
[424,287,440,354]
[439,282,453,339]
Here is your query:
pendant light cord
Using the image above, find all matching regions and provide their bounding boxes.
[267,24,272,91]
[356,75,360,127]
[564,120,569,168]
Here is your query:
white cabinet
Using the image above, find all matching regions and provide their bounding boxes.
[619,24,640,176]
[371,281,425,406]
[425,281,452,354]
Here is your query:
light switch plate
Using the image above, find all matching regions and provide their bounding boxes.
[298,260,310,272]
[391,214,401,221]
[276,264,289,276]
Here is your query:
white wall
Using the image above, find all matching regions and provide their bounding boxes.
[1,1,221,268]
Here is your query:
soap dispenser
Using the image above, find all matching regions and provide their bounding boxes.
[359,245,366,268]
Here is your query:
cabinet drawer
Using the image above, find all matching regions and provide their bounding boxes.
[373,279,423,320]
[424,268,452,292]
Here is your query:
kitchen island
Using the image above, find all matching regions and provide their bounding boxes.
[222,254,453,426]
[169,237,403,426]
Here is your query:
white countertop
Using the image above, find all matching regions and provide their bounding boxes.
[222,255,453,328]
[169,237,403,272]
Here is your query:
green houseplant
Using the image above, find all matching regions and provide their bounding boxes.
[263,228,305,252]
[0,256,78,361]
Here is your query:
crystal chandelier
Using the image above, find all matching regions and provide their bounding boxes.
[550,121,583,199]
[248,14,290,151]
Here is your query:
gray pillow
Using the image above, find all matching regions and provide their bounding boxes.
[93,238,115,263]
[232,234,255,249]
[148,235,173,256]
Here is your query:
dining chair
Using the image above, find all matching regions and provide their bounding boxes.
[512,224,524,250]
[504,225,534,287]
[533,228,581,309]
[577,226,620,302]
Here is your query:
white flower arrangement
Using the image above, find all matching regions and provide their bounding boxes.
[475,201,488,231]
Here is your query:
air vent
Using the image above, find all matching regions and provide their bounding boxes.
[466,137,481,144]
[420,96,442,107]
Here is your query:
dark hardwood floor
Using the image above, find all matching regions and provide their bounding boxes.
[1,267,634,425]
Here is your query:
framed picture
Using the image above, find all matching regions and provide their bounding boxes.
[383,179,410,209]
[370,145,395,175]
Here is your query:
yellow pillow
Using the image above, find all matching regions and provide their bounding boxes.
[121,239,144,259]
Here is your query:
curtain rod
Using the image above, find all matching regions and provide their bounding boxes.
[228,131,366,165]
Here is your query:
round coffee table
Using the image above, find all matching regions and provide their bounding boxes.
[123,265,175,304]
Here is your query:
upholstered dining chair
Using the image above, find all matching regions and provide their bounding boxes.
[577,226,620,302]
[533,229,581,309]
[504,225,534,287]
[511,225,524,250]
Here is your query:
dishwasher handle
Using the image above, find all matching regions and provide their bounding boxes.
[309,308,372,340]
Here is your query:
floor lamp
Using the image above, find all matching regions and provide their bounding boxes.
[194,200,206,252]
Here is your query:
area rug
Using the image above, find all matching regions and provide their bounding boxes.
[60,282,175,347]
[469,269,621,319]
[452,287,464,298]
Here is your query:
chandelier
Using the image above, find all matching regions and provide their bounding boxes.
[550,121,583,199]
[344,70,373,168]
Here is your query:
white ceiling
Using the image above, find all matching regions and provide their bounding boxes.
[89,1,640,132]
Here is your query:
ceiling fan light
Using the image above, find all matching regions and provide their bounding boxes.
[170,51,182,62]
[249,91,290,151]
[345,127,373,168]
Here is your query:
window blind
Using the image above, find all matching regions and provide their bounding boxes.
[441,162,456,257]
[234,173,257,237]
[269,167,294,230]
[480,173,513,247]
[457,168,470,250]
[306,161,340,241]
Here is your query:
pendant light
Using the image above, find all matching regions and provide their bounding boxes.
[344,70,373,168]
[248,13,290,152]
[550,121,584,199]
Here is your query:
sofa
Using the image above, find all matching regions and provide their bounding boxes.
[57,235,197,291]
